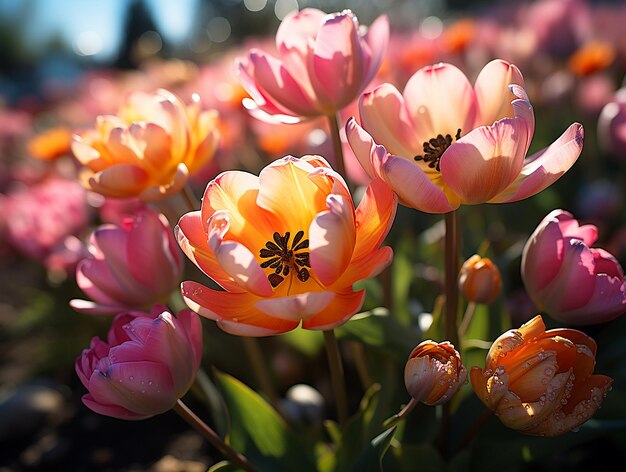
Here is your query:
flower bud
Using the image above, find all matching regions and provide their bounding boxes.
[404,340,467,405]
[470,315,612,436]
[458,254,502,303]
[75,305,203,420]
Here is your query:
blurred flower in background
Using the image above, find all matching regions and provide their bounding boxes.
[72,88,219,200]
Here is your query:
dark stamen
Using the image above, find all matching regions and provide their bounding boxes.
[259,230,311,287]
[414,128,462,171]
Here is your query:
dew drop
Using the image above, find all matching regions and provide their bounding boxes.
[129,376,134,381]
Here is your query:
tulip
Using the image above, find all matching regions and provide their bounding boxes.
[521,209,626,325]
[72,89,219,201]
[346,59,584,213]
[70,208,184,315]
[458,255,502,304]
[404,341,467,405]
[75,305,202,420]
[27,126,73,161]
[238,9,389,123]
[470,315,612,436]
[598,88,626,160]
[176,155,396,336]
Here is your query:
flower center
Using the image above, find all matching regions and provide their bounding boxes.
[414,129,461,171]
[259,231,310,287]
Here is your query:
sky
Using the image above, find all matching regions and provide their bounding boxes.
[0,0,199,59]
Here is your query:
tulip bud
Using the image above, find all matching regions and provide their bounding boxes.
[404,340,467,405]
[470,315,612,436]
[458,255,502,304]
[521,209,626,325]
[75,305,203,420]
[70,208,184,315]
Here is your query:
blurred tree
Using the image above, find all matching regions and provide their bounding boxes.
[115,0,168,69]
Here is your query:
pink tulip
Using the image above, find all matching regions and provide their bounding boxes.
[522,209,626,325]
[70,208,184,315]
[75,305,202,420]
[238,8,389,123]
[347,59,584,213]
[598,88,626,160]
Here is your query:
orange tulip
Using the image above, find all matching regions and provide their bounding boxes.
[405,341,467,405]
[176,155,397,336]
[27,126,73,161]
[470,315,612,436]
[72,89,219,201]
[458,254,502,304]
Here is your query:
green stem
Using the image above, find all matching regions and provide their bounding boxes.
[382,397,418,429]
[174,399,259,472]
[458,302,476,339]
[444,211,460,346]
[327,113,350,190]
[439,210,460,459]
[350,341,372,390]
[323,329,349,428]
[181,183,199,212]
[242,336,280,410]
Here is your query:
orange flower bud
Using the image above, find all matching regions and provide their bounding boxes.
[458,254,502,304]
[470,315,612,436]
[404,341,467,405]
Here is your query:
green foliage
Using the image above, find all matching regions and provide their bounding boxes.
[215,371,317,472]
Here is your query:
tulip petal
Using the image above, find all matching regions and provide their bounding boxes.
[82,394,146,420]
[127,211,181,294]
[309,194,356,285]
[302,288,365,330]
[382,153,459,213]
[181,281,298,336]
[522,213,570,297]
[89,164,150,198]
[139,163,189,202]
[175,211,242,292]
[488,123,584,203]
[89,360,176,416]
[257,156,328,232]
[247,50,319,116]
[403,63,477,143]
[207,211,274,297]
[332,246,393,289]
[362,14,389,83]
[276,8,326,55]
[549,274,626,325]
[474,59,525,126]
[345,117,377,178]
[69,298,128,316]
[539,239,595,312]
[256,291,335,322]
[311,11,364,109]
[353,177,397,258]
[359,83,420,157]
[440,118,528,204]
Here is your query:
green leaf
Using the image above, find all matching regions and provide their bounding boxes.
[384,443,445,472]
[207,461,239,472]
[319,384,394,472]
[335,308,418,362]
[347,426,397,472]
[215,371,316,472]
